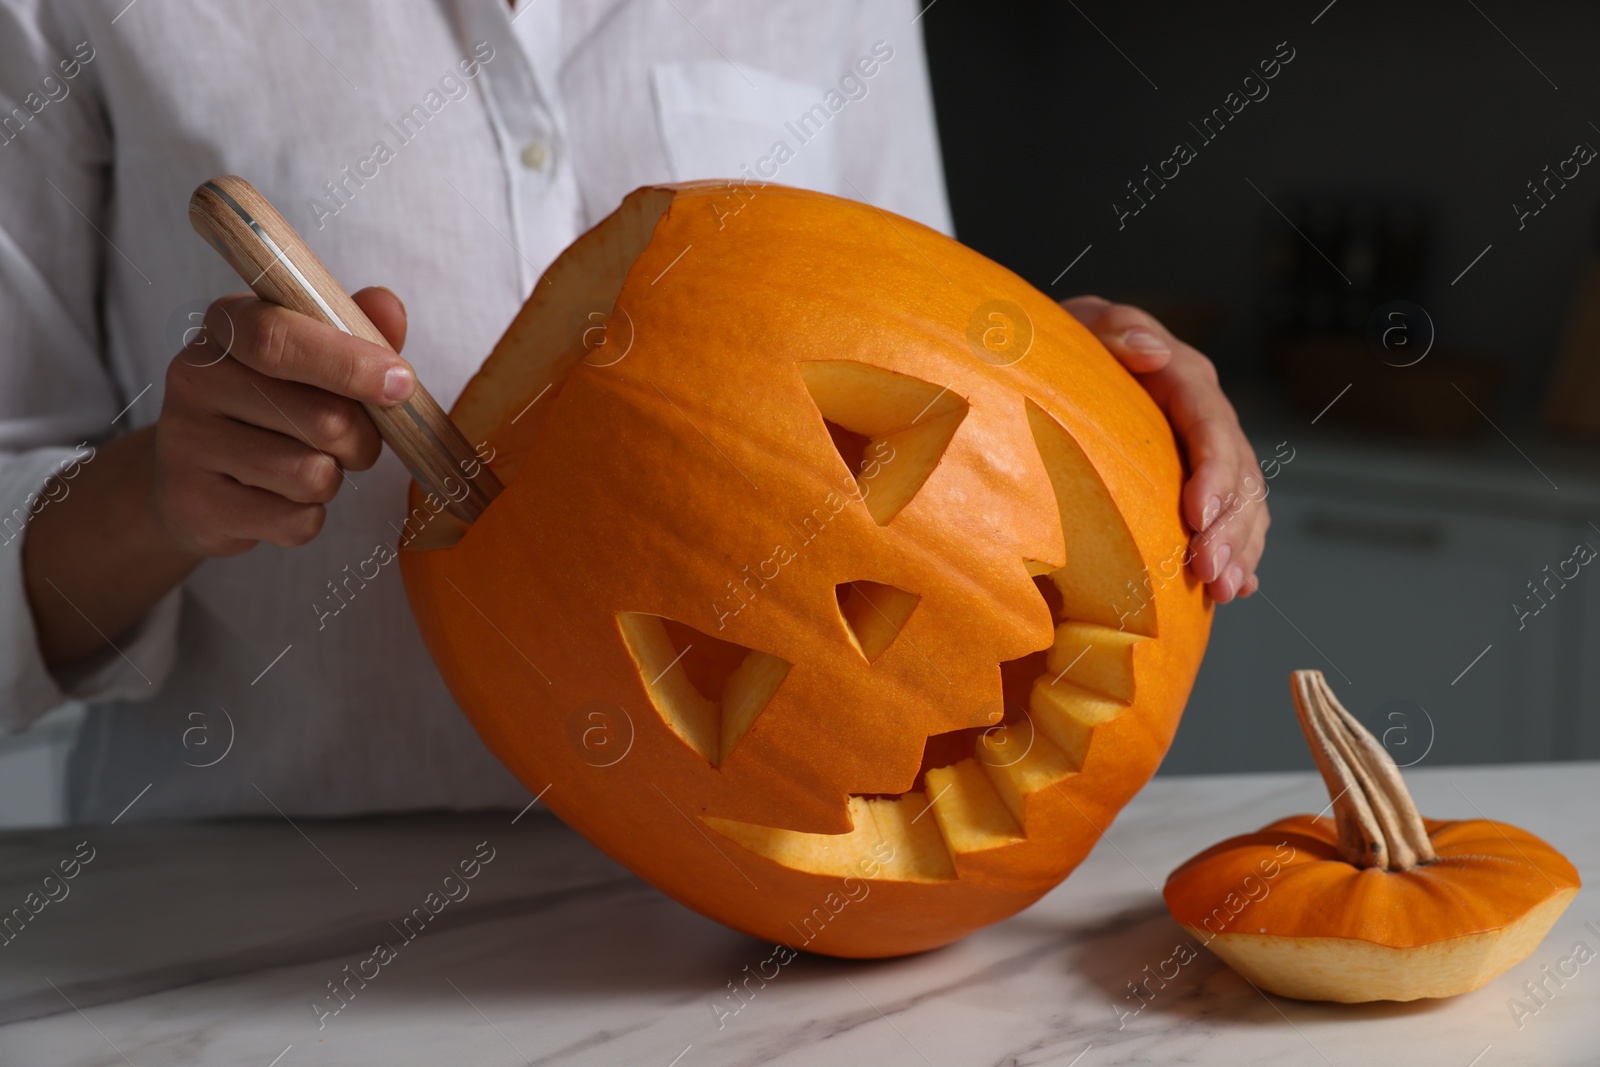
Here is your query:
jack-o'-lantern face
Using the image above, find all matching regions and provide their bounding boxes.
[401,184,1211,958]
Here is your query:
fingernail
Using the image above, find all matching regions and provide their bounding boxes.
[1123,328,1170,357]
[1211,543,1232,583]
[1226,564,1244,597]
[384,366,415,402]
[1202,495,1222,528]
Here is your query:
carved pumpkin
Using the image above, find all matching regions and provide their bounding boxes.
[1163,671,1580,1000]
[400,183,1211,957]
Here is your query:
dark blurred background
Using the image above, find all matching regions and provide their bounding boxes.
[925,0,1600,773]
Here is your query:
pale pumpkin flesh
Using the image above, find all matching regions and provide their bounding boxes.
[401,183,1211,957]
[1185,892,1578,1004]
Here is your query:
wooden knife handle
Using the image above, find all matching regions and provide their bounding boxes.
[187,175,502,525]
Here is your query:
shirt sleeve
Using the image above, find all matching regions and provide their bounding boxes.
[0,0,183,733]
[836,0,954,237]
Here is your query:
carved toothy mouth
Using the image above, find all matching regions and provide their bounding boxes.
[700,571,1147,882]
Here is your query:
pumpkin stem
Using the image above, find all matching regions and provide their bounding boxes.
[1290,670,1437,871]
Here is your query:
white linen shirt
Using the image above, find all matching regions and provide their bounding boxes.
[0,0,952,822]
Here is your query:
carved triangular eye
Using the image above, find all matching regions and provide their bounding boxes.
[617,612,791,766]
[1025,399,1157,637]
[799,361,967,525]
[835,580,921,662]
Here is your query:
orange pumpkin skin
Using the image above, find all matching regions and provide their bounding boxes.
[401,183,1211,957]
[1164,814,1581,1000]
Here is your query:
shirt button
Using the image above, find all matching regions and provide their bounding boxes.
[520,141,550,171]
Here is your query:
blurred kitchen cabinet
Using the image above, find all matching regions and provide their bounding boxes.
[1163,485,1582,774]
[0,703,82,827]
[1577,518,1600,758]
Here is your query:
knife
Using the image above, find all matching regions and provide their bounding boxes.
[188,175,502,525]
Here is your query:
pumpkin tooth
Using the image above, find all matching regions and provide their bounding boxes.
[1027,677,1126,769]
[865,793,958,880]
[704,794,955,882]
[976,722,1082,826]
[1046,622,1141,703]
[924,759,1025,854]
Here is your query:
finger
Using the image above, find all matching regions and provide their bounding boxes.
[1213,563,1246,605]
[1125,344,1255,586]
[1181,430,1237,536]
[1191,481,1265,582]
[211,295,416,406]
[1189,483,1248,580]
[160,469,326,554]
[1190,519,1232,586]
[1059,294,1112,327]
[190,357,383,471]
[178,292,247,368]
[213,477,327,548]
[352,286,408,353]
[201,420,349,505]
[1195,483,1269,601]
[1233,497,1271,582]
[1237,571,1261,598]
[1142,345,1224,436]
[1148,352,1245,535]
[1074,301,1175,373]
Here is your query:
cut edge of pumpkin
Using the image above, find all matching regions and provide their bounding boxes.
[403,185,680,553]
[1180,886,1578,1002]
[705,794,957,883]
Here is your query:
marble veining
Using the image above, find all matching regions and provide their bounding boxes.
[1,762,1594,1065]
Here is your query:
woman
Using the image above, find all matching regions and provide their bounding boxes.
[0,0,1266,822]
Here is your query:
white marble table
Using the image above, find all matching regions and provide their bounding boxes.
[1,761,1594,1066]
